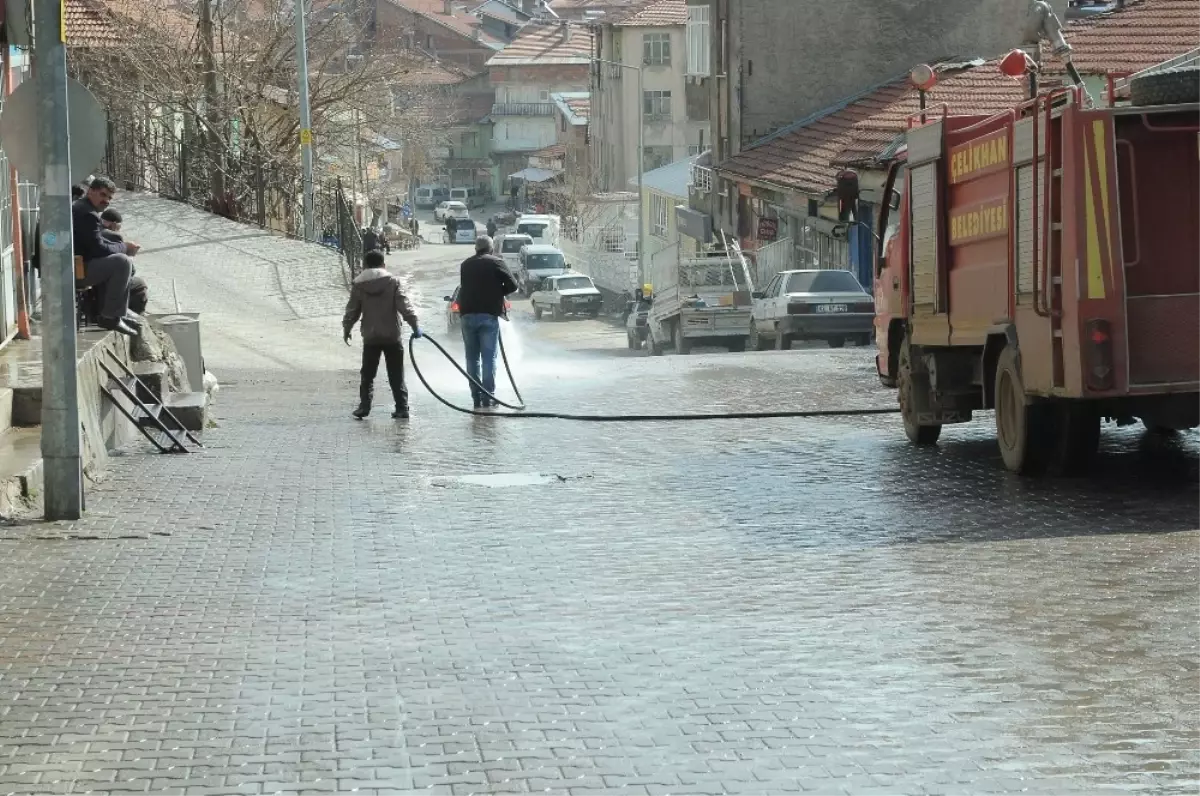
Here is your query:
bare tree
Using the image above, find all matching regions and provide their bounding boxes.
[70,0,459,226]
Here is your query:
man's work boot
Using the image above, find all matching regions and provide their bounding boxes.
[97,316,140,337]
[353,385,372,420]
[392,406,409,419]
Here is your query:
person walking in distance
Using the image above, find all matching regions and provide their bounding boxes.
[457,235,518,408]
[342,250,423,419]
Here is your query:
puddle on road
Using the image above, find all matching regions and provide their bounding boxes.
[425,472,590,488]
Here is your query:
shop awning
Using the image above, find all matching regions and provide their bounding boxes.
[508,167,559,184]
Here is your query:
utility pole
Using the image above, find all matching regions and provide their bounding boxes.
[35,0,83,519]
[295,0,315,240]
[199,0,225,204]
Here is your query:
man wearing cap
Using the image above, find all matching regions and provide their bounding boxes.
[456,235,518,409]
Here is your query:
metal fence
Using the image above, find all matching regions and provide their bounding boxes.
[103,114,362,280]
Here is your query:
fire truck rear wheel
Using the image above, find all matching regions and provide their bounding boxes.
[994,345,1050,474]
[1130,66,1200,107]
[898,337,941,445]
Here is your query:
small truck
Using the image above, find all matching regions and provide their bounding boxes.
[645,244,755,355]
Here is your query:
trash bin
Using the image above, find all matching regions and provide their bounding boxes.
[149,313,204,392]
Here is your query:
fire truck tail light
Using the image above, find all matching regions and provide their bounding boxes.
[1084,319,1115,391]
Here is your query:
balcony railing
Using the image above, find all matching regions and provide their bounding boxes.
[490,102,557,117]
[690,164,712,192]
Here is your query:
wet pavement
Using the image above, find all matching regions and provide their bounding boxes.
[0,196,1196,795]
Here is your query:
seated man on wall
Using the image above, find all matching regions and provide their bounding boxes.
[99,208,150,316]
[72,176,141,336]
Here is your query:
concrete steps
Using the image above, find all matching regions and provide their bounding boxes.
[0,427,43,516]
[0,322,209,518]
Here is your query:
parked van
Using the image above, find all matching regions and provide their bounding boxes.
[515,214,561,248]
[517,244,570,296]
[450,186,484,209]
[415,185,447,209]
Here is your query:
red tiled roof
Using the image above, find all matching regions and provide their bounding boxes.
[488,21,594,64]
[717,81,911,196]
[385,0,507,48]
[401,57,474,85]
[718,60,1030,195]
[1056,0,1200,75]
[65,0,121,46]
[615,0,686,26]
[835,61,1029,166]
[565,95,590,118]
[67,0,197,48]
[532,143,567,158]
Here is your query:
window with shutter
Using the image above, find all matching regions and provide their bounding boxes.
[686,6,711,77]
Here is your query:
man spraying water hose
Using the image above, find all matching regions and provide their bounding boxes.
[456,235,519,409]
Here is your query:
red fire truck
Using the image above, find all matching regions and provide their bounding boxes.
[864,61,1199,474]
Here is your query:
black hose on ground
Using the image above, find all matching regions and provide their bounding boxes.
[409,331,901,422]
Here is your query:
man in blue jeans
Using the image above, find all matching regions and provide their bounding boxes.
[456,235,518,408]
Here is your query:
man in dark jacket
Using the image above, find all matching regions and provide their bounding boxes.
[98,208,150,316]
[72,176,140,336]
[342,250,423,419]
[457,235,518,409]
[360,226,380,254]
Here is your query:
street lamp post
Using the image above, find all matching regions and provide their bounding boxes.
[295,0,315,240]
[593,57,645,293]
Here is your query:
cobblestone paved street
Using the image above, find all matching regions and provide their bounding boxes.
[0,197,1196,795]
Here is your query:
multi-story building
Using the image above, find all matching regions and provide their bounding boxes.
[485,20,593,184]
[589,0,709,192]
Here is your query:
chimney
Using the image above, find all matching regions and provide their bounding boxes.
[560,20,571,42]
[443,0,452,14]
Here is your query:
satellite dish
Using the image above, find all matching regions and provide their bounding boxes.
[0,78,109,180]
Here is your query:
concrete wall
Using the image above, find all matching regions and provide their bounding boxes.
[697,0,1066,151]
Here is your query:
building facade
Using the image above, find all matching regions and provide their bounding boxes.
[374,0,507,72]
[485,20,593,185]
[589,0,710,192]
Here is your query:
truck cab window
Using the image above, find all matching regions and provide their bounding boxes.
[878,164,906,270]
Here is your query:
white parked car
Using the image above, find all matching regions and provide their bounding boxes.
[749,269,875,350]
[531,274,604,321]
[434,200,469,222]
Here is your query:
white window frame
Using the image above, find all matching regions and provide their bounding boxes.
[650,192,669,239]
[686,5,711,77]
[643,90,672,118]
[642,32,671,66]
